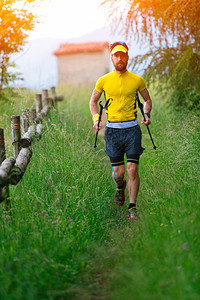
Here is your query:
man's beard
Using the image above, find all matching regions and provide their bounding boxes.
[114,61,127,72]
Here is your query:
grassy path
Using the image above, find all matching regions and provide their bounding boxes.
[0,87,199,299]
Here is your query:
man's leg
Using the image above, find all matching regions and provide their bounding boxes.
[112,164,126,206]
[112,164,125,186]
[126,162,140,219]
[127,162,140,204]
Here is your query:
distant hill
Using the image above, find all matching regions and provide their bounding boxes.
[11,26,146,90]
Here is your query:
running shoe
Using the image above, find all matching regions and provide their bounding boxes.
[128,207,137,220]
[114,178,126,206]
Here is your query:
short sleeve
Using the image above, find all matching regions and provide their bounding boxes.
[95,77,104,93]
[138,77,146,92]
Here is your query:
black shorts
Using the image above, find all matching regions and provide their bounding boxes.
[105,125,144,166]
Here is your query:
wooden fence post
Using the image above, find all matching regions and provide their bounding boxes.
[50,86,64,102]
[36,94,42,123]
[42,89,49,107]
[51,87,56,98]
[11,115,21,159]
[21,109,29,134]
[0,128,10,207]
[51,87,56,106]
[36,94,42,113]
[0,128,6,163]
[30,109,37,124]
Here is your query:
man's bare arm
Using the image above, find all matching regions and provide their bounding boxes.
[89,89,102,115]
[139,88,152,114]
[139,88,152,125]
[89,89,102,130]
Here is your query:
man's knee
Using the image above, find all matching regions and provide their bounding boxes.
[127,163,139,179]
[112,165,125,180]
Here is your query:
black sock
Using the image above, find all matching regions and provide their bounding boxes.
[128,203,136,210]
[117,180,124,189]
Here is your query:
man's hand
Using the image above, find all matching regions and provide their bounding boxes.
[93,121,102,131]
[141,115,151,126]
[139,89,152,127]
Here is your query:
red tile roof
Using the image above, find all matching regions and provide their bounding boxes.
[54,41,109,56]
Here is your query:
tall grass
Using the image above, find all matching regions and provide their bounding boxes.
[80,87,200,300]
[0,86,199,299]
[0,87,118,299]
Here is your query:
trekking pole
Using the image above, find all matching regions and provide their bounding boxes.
[136,92,156,150]
[93,101,103,148]
[93,94,111,148]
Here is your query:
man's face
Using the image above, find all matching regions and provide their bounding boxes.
[111,52,129,72]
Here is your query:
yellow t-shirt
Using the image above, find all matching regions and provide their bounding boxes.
[95,71,146,122]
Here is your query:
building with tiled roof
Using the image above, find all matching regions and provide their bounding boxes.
[53,41,110,86]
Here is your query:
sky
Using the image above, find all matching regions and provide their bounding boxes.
[11,0,143,90]
[29,0,110,40]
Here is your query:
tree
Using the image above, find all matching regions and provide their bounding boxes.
[0,0,41,90]
[103,0,200,108]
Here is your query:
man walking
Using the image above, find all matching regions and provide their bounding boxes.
[89,41,152,219]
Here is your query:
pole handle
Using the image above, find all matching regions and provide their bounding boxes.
[93,98,112,149]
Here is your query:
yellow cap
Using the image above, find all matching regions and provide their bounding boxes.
[111,45,128,55]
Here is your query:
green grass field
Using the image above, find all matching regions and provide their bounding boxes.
[0,86,199,299]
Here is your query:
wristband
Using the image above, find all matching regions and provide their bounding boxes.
[92,113,99,124]
[144,113,150,118]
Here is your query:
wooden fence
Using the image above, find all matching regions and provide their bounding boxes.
[0,87,63,206]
